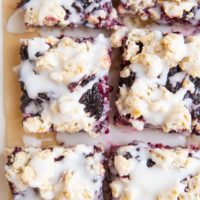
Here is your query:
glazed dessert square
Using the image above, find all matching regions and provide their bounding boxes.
[17,0,120,29]
[5,144,105,200]
[109,141,200,200]
[19,34,111,137]
[111,28,200,134]
[118,0,200,25]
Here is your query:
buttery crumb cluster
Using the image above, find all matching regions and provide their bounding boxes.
[109,141,200,200]
[5,144,105,200]
[18,0,120,29]
[118,0,200,25]
[19,34,111,136]
[111,28,200,134]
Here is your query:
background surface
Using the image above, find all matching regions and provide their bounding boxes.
[0,0,9,199]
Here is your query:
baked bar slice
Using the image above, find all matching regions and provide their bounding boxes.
[17,0,120,29]
[109,141,200,200]
[5,144,105,200]
[19,34,111,136]
[118,0,200,25]
[111,28,200,134]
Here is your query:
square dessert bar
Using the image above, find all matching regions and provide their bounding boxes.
[109,141,200,200]
[111,28,200,134]
[118,0,200,25]
[19,34,112,137]
[5,144,105,200]
[17,0,120,29]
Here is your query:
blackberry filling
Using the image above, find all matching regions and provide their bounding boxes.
[136,41,144,54]
[35,52,43,57]
[184,91,191,100]
[20,82,51,117]
[182,7,195,19]
[20,82,32,112]
[78,0,91,9]
[192,88,200,105]
[94,145,104,153]
[63,8,71,20]
[188,76,200,105]
[20,91,32,113]
[123,152,132,159]
[54,155,65,162]
[166,81,182,94]
[79,83,104,120]
[20,45,29,60]
[119,71,136,88]
[80,74,96,87]
[114,114,131,126]
[72,2,82,13]
[168,65,182,77]
[94,115,109,134]
[146,159,156,167]
[121,60,131,68]
[35,93,51,104]
[68,74,96,91]
[190,76,200,87]
[166,66,183,93]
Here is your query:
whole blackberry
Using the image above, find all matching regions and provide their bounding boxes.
[79,83,104,120]
[119,71,136,88]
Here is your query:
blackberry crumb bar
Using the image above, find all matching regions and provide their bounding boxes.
[19,34,111,136]
[5,144,105,200]
[109,141,200,200]
[111,28,200,134]
[17,0,120,29]
[118,0,200,25]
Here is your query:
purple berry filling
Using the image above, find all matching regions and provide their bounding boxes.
[54,155,65,162]
[80,83,104,120]
[166,66,183,93]
[68,74,96,92]
[20,82,50,118]
[119,71,136,88]
[146,159,156,167]
[20,45,29,60]
[79,76,111,135]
